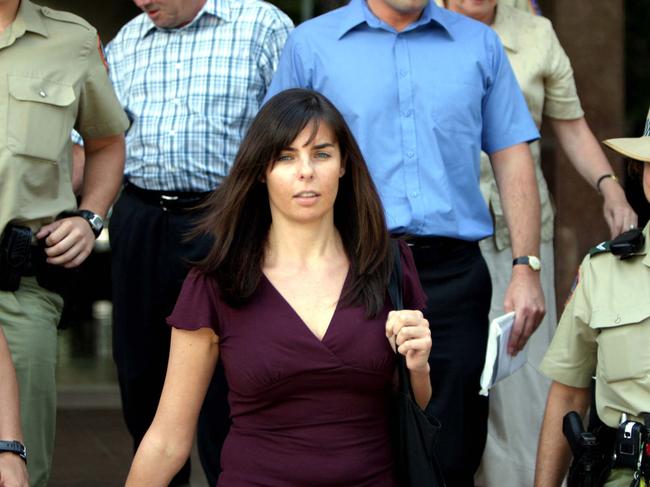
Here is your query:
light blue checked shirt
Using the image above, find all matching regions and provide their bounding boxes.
[107,0,292,192]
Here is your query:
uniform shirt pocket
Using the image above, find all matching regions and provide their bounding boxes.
[590,307,650,383]
[8,75,76,161]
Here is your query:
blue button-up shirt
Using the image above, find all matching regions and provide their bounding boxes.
[106,0,292,192]
[266,0,538,240]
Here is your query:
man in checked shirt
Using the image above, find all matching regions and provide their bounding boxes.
[80,1,292,485]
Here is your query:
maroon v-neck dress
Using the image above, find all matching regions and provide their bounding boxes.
[168,241,427,486]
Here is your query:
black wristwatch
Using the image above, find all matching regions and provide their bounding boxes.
[512,255,541,272]
[0,440,27,463]
[57,209,104,238]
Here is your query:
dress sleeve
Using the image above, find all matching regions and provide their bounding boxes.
[398,240,428,311]
[167,268,222,336]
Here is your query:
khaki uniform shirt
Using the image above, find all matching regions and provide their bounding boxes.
[501,0,538,14]
[481,4,584,249]
[0,0,128,234]
[540,222,650,428]
[436,0,538,14]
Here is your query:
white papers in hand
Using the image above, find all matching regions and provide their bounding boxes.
[479,311,527,396]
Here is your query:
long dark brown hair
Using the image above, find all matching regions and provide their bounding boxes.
[196,89,391,316]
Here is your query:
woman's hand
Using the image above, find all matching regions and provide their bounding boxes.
[386,310,431,373]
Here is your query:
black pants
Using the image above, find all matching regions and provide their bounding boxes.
[110,187,229,486]
[409,239,491,487]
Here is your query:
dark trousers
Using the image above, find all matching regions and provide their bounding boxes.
[409,239,492,487]
[110,187,229,486]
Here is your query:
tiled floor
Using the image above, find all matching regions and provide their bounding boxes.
[52,301,208,487]
[50,409,131,487]
[50,409,208,487]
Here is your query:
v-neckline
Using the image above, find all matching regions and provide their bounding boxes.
[261,268,350,344]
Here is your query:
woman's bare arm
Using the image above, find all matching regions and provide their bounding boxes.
[125,327,219,486]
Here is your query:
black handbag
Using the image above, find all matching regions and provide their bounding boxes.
[388,240,446,487]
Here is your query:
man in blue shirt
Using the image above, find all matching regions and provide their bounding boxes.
[266,0,545,484]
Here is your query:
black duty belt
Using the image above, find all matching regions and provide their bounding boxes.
[124,182,212,211]
[391,234,477,251]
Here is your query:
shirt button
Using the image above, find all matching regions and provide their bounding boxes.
[175,63,181,70]
[169,130,176,136]
[399,69,407,78]
[410,192,419,198]
[407,151,414,158]
[39,90,47,98]
[403,110,411,117]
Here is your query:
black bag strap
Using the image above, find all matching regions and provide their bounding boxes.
[388,239,404,310]
[388,240,414,397]
[389,240,446,487]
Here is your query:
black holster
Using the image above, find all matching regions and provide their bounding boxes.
[0,223,79,328]
[32,242,78,299]
[564,411,615,487]
[0,224,32,292]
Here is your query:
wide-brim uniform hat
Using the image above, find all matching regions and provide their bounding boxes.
[603,107,650,162]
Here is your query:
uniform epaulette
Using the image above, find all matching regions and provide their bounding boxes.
[588,241,611,258]
[39,6,93,31]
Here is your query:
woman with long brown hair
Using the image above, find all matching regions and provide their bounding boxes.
[125,89,432,486]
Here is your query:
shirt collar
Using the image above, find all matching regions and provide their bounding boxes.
[491,5,518,52]
[337,0,452,40]
[141,0,225,38]
[16,0,48,37]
